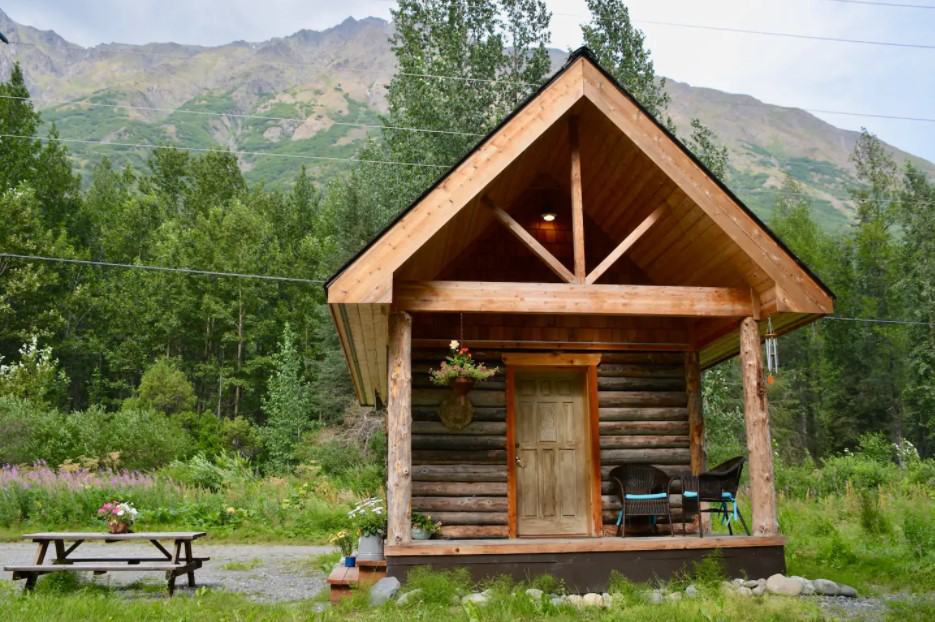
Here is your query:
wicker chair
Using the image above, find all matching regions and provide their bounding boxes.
[609,464,673,537]
[668,473,703,537]
[698,456,750,535]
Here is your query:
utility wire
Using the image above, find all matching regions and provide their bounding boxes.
[1,255,932,326]
[823,316,932,326]
[0,133,451,169]
[633,18,935,50]
[0,253,325,285]
[5,132,933,210]
[824,0,935,9]
[0,94,483,137]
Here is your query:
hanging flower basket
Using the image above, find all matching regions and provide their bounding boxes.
[429,341,498,430]
[429,341,498,394]
[449,376,475,396]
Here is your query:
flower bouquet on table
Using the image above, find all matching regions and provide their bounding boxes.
[429,340,499,396]
[97,500,139,534]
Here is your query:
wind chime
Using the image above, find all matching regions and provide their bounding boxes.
[765,316,779,385]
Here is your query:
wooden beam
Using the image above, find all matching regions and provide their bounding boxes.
[483,197,575,283]
[328,59,586,304]
[386,311,413,545]
[385,535,785,557]
[684,351,705,475]
[587,364,603,536]
[569,116,586,282]
[739,317,779,536]
[581,61,833,315]
[502,353,602,367]
[396,281,754,317]
[586,206,666,285]
[505,366,518,538]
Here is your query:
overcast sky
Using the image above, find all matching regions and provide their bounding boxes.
[2,0,933,162]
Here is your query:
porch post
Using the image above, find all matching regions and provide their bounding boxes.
[387,311,412,545]
[684,351,705,475]
[739,317,779,536]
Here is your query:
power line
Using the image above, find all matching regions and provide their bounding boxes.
[0,133,451,169]
[824,0,935,9]
[633,18,935,50]
[823,316,932,326]
[0,94,483,137]
[0,253,325,285]
[1,254,931,327]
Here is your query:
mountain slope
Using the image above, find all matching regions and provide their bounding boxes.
[2,9,932,228]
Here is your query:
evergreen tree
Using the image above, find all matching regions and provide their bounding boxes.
[896,164,935,455]
[581,0,670,121]
[261,324,312,472]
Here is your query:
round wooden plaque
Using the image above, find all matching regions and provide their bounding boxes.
[438,392,473,431]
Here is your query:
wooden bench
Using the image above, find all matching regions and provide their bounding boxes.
[4,531,209,595]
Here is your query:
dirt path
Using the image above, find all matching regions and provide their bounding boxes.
[0,542,334,602]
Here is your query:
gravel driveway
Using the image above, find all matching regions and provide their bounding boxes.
[0,541,334,602]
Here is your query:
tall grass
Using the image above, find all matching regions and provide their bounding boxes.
[0,458,358,542]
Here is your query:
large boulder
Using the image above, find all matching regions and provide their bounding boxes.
[838,584,858,598]
[766,574,803,596]
[369,576,401,606]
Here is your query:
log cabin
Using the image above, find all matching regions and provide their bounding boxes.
[325,47,834,591]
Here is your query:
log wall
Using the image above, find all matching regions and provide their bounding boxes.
[409,350,690,539]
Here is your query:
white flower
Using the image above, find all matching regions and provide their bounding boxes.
[449,340,459,350]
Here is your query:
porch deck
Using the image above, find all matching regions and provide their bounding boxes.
[386,536,785,591]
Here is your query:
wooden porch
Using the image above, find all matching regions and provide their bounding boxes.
[386,536,786,591]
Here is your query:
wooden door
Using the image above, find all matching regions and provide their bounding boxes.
[514,370,591,536]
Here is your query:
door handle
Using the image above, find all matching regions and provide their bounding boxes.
[515,456,525,468]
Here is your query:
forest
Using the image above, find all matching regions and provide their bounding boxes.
[0,0,933,479]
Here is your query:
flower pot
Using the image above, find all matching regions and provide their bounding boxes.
[357,534,384,561]
[449,377,475,396]
[343,555,357,568]
[107,521,131,535]
[411,527,432,541]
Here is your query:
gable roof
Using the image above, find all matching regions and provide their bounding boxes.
[326,47,834,405]
[326,47,834,301]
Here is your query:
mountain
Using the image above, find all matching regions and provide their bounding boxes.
[2,9,933,229]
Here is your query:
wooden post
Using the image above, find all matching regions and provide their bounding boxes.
[739,317,779,536]
[684,351,705,475]
[387,311,413,545]
[569,116,586,282]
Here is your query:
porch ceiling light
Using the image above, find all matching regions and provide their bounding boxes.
[541,210,557,222]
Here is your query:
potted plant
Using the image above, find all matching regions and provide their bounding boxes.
[96,500,138,534]
[349,497,386,561]
[429,340,498,395]
[411,513,441,540]
[330,530,356,567]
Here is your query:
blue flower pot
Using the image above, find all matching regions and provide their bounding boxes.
[343,555,356,568]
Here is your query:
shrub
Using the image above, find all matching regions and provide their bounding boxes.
[134,357,196,415]
[0,398,192,470]
[857,489,892,536]
[903,506,935,560]
[260,324,312,473]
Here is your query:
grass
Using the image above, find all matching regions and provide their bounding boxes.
[0,566,837,622]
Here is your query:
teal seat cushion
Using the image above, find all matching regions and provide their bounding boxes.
[624,492,667,500]
[683,491,698,498]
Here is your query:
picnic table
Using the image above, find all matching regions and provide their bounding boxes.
[4,531,209,595]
